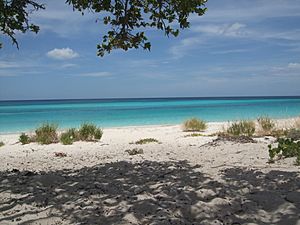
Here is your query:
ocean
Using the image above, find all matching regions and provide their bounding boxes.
[0,96,300,133]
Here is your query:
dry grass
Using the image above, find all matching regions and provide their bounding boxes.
[227,120,256,137]
[183,118,207,132]
[293,117,300,129]
[256,116,275,135]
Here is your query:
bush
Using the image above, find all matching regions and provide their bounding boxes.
[60,128,78,145]
[94,128,103,140]
[79,123,103,141]
[35,123,58,145]
[19,133,31,145]
[268,138,300,165]
[0,141,4,147]
[135,138,159,145]
[183,118,207,132]
[227,120,255,137]
[257,116,275,133]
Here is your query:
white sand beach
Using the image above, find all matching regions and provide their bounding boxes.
[0,119,299,225]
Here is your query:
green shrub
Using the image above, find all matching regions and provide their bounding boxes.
[268,138,300,165]
[35,123,58,145]
[79,123,96,141]
[227,120,255,137]
[94,128,103,140]
[79,123,103,141]
[135,138,159,145]
[19,133,31,145]
[183,118,207,132]
[60,128,78,145]
[0,141,4,147]
[257,116,275,133]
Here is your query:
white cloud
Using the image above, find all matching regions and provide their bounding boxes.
[193,23,247,37]
[170,37,204,59]
[79,72,112,77]
[288,62,300,69]
[61,63,77,68]
[47,48,79,60]
[0,61,20,69]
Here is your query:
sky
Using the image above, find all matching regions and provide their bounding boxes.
[0,0,300,100]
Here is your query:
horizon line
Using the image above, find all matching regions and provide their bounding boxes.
[1,95,300,102]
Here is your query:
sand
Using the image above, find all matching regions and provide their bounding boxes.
[0,119,299,225]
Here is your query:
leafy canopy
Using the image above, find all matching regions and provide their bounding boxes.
[0,0,45,49]
[1,0,207,56]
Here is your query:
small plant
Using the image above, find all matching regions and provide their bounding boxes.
[35,123,58,145]
[227,120,255,137]
[184,133,203,137]
[60,128,78,145]
[268,138,300,165]
[79,123,103,141]
[54,152,67,157]
[134,138,159,145]
[257,116,275,134]
[79,123,97,141]
[183,118,207,132]
[125,148,144,155]
[19,133,31,145]
[94,128,103,140]
[0,141,4,147]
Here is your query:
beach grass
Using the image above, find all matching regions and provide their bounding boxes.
[60,128,78,145]
[183,118,207,132]
[227,120,256,137]
[257,116,275,134]
[19,133,31,145]
[79,123,103,141]
[35,123,58,145]
[0,141,4,147]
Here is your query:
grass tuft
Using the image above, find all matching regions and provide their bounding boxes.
[227,120,255,137]
[257,116,275,134]
[0,141,4,147]
[19,133,31,145]
[35,123,58,145]
[183,118,207,132]
[60,128,78,145]
[78,123,103,141]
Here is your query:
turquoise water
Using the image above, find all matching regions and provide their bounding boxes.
[0,97,300,133]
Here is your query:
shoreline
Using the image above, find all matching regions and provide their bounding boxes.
[0,115,299,136]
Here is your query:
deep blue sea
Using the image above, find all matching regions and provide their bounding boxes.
[0,97,300,133]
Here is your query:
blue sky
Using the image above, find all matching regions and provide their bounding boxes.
[0,0,300,100]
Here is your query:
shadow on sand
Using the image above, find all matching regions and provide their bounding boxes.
[0,160,299,225]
